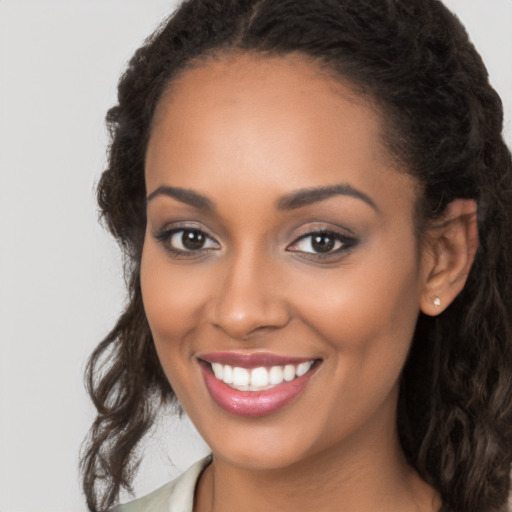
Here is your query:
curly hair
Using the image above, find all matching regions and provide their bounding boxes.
[81,1,512,511]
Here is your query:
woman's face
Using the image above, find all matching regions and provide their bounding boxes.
[141,54,427,470]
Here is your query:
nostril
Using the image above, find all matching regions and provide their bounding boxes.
[206,260,291,339]
[208,302,290,340]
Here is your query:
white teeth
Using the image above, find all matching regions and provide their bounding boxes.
[209,360,316,391]
[212,362,223,380]
[232,367,250,387]
[251,367,269,387]
[283,364,296,381]
[269,366,283,385]
[223,365,233,384]
[296,361,313,377]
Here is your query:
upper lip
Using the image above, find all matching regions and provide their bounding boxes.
[198,351,319,369]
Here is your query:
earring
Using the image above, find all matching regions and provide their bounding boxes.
[434,297,441,309]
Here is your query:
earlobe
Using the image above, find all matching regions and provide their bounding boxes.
[420,199,478,316]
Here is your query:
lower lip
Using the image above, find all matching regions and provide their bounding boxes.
[200,363,319,417]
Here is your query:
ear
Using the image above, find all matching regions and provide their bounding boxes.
[420,199,478,316]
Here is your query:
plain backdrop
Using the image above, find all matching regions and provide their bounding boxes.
[0,1,511,511]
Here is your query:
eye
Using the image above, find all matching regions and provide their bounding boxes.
[155,227,220,255]
[287,230,356,257]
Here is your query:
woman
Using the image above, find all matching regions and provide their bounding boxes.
[81,1,512,511]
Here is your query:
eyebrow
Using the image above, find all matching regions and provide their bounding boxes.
[146,182,378,213]
[146,185,215,210]
[276,183,378,212]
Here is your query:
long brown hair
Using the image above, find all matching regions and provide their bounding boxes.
[81,1,512,511]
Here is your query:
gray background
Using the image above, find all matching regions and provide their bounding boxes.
[0,1,511,510]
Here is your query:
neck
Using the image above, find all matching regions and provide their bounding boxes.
[194,414,440,512]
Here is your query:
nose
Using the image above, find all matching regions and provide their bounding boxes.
[207,248,290,340]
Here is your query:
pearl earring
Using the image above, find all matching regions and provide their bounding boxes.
[434,297,441,309]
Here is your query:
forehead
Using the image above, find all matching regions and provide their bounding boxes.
[145,53,415,215]
[152,53,372,126]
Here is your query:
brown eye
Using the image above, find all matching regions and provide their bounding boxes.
[155,227,220,255]
[181,229,207,250]
[287,230,358,258]
[311,234,335,253]
[292,232,341,254]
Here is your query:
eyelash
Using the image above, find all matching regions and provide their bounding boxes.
[153,226,358,260]
[154,226,220,258]
[286,228,358,260]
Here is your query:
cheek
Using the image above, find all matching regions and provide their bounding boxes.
[285,252,421,440]
[140,239,210,403]
[296,275,417,337]
[285,237,422,378]
[140,239,209,344]
[139,239,214,406]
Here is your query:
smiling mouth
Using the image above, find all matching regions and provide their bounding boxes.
[201,359,320,391]
[197,352,323,416]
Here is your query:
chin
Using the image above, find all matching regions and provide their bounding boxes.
[213,441,310,471]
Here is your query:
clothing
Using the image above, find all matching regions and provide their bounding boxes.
[113,455,212,512]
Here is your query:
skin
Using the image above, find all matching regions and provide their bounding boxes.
[141,54,476,512]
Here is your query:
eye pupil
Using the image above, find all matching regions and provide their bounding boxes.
[312,234,335,253]
[182,230,205,250]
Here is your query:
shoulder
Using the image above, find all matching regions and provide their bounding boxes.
[112,455,212,512]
